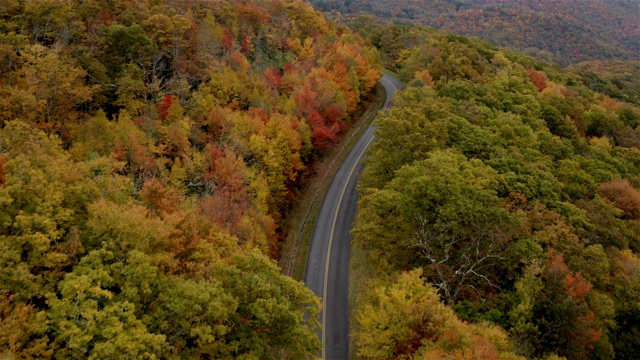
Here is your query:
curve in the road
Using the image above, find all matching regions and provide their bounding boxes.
[304,73,402,359]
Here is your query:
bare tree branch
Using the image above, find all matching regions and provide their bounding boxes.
[413,214,505,303]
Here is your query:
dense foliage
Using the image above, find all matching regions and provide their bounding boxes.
[309,0,640,66]
[356,269,525,360]
[569,60,640,106]
[352,25,640,360]
[0,0,381,357]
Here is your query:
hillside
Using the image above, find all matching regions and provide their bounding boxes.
[2,0,639,358]
[0,0,380,357]
[569,60,640,106]
[350,23,640,360]
[309,0,640,66]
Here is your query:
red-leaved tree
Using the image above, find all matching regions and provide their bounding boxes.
[599,179,640,219]
[527,67,548,92]
[157,94,173,120]
[532,252,602,359]
[0,156,6,185]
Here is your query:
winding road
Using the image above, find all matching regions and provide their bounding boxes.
[304,74,402,359]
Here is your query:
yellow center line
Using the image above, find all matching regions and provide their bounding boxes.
[320,74,398,358]
[381,76,399,91]
[321,133,376,359]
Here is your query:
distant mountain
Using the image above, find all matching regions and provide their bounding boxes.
[309,0,640,66]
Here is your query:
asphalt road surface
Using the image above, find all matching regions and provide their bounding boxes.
[304,73,402,359]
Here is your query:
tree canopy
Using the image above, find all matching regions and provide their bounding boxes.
[0,0,381,357]
[352,24,640,360]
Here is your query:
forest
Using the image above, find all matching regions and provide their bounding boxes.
[350,23,640,359]
[568,60,640,106]
[0,0,380,357]
[2,0,640,359]
[309,0,640,66]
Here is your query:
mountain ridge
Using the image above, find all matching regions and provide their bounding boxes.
[309,0,640,66]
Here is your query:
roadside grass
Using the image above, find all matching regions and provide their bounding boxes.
[382,68,399,77]
[348,236,397,358]
[349,71,403,358]
[278,82,386,281]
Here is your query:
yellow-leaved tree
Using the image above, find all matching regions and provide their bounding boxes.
[355,269,525,360]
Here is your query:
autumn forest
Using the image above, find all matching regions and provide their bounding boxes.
[0,0,379,357]
[349,19,640,360]
[1,0,639,359]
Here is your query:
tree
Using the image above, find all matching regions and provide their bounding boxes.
[362,86,449,189]
[0,155,6,185]
[599,179,640,220]
[198,145,272,249]
[540,103,578,139]
[291,67,348,152]
[47,250,167,359]
[103,23,156,78]
[527,67,547,92]
[112,111,156,188]
[608,249,640,359]
[69,110,117,160]
[355,269,453,359]
[247,112,308,214]
[0,121,128,304]
[355,269,524,360]
[20,0,77,45]
[0,45,96,140]
[585,106,623,138]
[66,199,320,358]
[511,252,605,360]
[0,295,51,358]
[219,251,321,359]
[144,274,237,358]
[140,178,180,218]
[356,150,516,304]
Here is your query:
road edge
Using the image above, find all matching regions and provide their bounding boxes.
[279,81,387,281]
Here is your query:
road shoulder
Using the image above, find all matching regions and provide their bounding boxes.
[279,82,386,281]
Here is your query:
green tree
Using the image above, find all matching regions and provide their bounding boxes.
[608,249,640,359]
[219,251,321,359]
[356,149,516,303]
[511,252,607,360]
[47,250,167,359]
[362,86,450,189]
[103,24,156,78]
